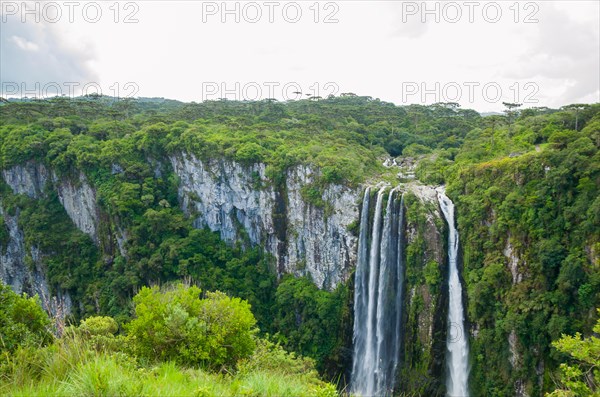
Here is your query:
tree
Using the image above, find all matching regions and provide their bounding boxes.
[547,309,600,396]
[235,141,266,163]
[503,102,522,135]
[562,104,590,131]
[483,114,506,151]
[272,276,349,373]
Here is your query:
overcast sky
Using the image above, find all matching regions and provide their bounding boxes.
[1,0,598,112]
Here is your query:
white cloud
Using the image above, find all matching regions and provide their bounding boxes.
[503,1,600,106]
[9,35,39,52]
[1,14,98,96]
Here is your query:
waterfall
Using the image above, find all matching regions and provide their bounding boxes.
[436,187,470,397]
[351,187,372,386]
[352,187,405,397]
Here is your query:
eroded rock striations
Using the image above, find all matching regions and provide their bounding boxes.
[170,154,359,288]
[1,155,363,293]
[0,204,72,316]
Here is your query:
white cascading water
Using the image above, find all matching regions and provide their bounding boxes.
[352,187,405,397]
[436,187,470,397]
[351,187,372,390]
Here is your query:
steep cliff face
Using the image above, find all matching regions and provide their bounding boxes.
[398,183,448,396]
[1,163,98,316]
[55,174,99,245]
[171,154,359,288]
[0,206,40,295]
[2,155,362,290]
[170,156,277,256]
[2,163,49,199]
[2,163,100,244]
[0,204,72,316]
[503,237,528,397]
[285,166,359,288]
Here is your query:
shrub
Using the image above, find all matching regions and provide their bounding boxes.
[0,282,53,354]
[300,184,326,208]
[78,316,118,337]
[0,215,8,250]
[126,283,257,369]
[237,338,316,377]
[74,316,120,352]
[423,260,442,291]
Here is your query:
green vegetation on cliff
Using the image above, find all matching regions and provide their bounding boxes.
[444,107,599,396]
[1,96,599,395]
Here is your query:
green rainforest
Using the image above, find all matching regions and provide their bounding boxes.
[0,95,598,396]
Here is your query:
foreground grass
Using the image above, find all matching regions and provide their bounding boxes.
[1,285,340,397]
[2,354,335,397]
[0,337,338,397]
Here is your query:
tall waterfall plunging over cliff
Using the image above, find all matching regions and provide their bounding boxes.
[351,187,405,396]
[436,188,470,397]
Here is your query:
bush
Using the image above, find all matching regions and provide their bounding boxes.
[126,283,257,369]
[78,316,118,337]
[0,282,53,354]
[423,260,442,291]
[73,316,121,352]
[300,184,326,208]
[272,276,349,374]
[237,338,316,377]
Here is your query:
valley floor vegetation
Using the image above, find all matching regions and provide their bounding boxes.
[0,281,339,397]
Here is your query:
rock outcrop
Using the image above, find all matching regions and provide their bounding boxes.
[0,204,72,316]
[3,163,100,244]
[2,155,363,289]
[170,154,359,288]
